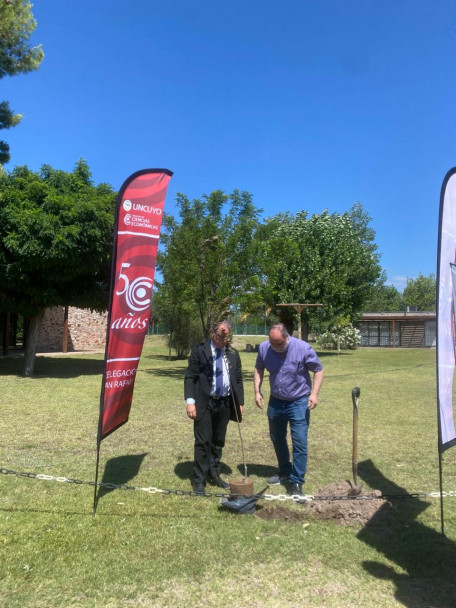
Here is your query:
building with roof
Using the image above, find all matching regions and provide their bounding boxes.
[359,311,436,348]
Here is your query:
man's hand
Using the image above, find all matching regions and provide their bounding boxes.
[255,392,264,410]
[308,370,323,410]
[253,367,264,410]
[186,403,197,419]
[308,392,318,410]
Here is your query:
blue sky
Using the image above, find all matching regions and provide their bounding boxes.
[3,1,456,291]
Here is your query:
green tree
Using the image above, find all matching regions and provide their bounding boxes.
[0,160,116,375]
[156,189,261,355]
[0,0,44,164]
[257,203,382,339]
[402,273,436,311]
[364,280,403,311]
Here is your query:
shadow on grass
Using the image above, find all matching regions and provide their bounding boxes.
[142,367,186,379]
[174,460,233,483]
[0,355,104,378]
[96,453,148,505]
[357,459,456,607]
[142,354,186,362]
[141,364,255,383]
[235,462,277,480]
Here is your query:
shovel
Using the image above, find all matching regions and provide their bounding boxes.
[348,386,362,496]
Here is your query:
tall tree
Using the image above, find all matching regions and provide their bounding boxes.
[364,279,403,311]
[0,0,44,164]
[257,203,382,338]
[402,273,436,311]
[156,189,261,354]
[0,160,116,375]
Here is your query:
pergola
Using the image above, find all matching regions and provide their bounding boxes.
[276,303,323,340]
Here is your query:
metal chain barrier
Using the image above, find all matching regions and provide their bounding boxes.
[1,466,455,503]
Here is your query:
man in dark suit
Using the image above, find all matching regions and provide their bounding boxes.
[184,320,244,493]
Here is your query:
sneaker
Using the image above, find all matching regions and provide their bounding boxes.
[267,474,290,485]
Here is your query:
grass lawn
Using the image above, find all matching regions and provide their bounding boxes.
[1,336,456,607]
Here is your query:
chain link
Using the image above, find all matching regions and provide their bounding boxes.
[1,467,455,503]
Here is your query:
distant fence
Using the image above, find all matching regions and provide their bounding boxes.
[148,323,270,336]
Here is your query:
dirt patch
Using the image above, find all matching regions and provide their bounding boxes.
[256,480,390,526]
[256,503,309,523]
[308,480,389,526]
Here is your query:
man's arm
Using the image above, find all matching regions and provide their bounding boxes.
[253,366,265,409]
[231,349,244,415]
[184,345,200,419]
[308,369,323,410]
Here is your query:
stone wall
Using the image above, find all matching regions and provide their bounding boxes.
[38,307,107,352]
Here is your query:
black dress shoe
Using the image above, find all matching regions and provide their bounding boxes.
[211,477,230,489]
[288,483,306,503]
[192,483,205,494]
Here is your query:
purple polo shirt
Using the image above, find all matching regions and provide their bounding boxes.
[255,336,323,401]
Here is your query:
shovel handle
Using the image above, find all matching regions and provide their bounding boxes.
[352,387,360,485]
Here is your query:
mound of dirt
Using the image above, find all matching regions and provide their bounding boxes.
[307,480,388,526]
[256,480,390,526]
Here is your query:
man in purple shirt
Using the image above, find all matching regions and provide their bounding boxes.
[254,323,323,498]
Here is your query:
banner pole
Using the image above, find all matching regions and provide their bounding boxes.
[92,181,122,515]
[438,448,445,537]
[92,437,101,516]
[436,257,444,536]
[93,369,107,515]
[93,310,113,516]
[436,387,445,536]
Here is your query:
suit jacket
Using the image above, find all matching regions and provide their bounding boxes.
[184,341,244,422]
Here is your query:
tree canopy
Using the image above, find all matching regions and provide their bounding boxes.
[0,0,43,164]
[0,160,115,316]
[156,193,383,349]
[256,203,382,338]
[402,273,436,311]
[155,189,262,354]
[364,281,403,312]
[0,160,116,374]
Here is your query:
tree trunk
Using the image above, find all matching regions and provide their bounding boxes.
[22,312,43,377]
[277,308,294,337]
[302,317,310,342]
[2,312,10,356]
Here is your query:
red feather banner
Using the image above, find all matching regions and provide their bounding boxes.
[98,169,172,441]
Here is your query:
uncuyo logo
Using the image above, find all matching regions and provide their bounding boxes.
[123,199,132,211]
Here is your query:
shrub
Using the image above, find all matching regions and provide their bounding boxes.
[317,323,360,350]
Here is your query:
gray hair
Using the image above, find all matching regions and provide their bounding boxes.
[210,320,231,334]
[269,323,289,339]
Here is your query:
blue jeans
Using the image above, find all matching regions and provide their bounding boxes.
[267,395,310,485]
